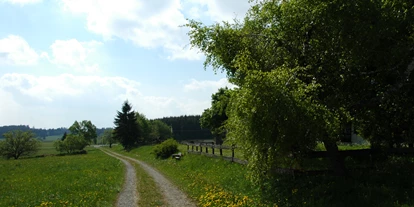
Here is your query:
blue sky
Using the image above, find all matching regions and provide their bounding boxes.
[0,0,251,128]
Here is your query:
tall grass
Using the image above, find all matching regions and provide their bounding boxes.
[0,148,124,207]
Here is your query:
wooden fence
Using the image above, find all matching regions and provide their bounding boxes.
[183,142,248,165]
[183,142,414,176]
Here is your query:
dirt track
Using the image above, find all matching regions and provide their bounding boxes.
[102,149,196,207]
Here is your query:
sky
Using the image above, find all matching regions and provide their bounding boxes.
[0,0,252,129]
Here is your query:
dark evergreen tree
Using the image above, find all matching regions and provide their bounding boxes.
[113,101,140,150]
[61,132,67,141]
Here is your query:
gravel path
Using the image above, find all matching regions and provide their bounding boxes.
[102,150,138,207]
[107,150,196,207]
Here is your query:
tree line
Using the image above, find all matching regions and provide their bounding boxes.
[0,125,110,140]
[156,115,212,141]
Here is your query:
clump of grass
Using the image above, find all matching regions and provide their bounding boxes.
[0,148,124,207]
[132,162,164,206]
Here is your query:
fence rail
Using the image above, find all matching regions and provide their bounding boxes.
[183,142,248,165]
[183,142,414,176]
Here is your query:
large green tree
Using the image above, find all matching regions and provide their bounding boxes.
[69,120,97,144]
[0,130,40,159]
[200,87,232,144]
[187,0,414,178]
[113,101,140,150]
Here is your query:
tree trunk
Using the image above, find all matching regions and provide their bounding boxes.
[324,140,347,176]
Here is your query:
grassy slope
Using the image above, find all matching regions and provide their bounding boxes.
[0,147,124,207]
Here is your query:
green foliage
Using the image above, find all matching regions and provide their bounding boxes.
[152,138,179,159]
[187,0,414,180]
[136,112,151,143]
[200,87,232,144]
[157,115,212,141]
[0,148,124,206]
[61,132,67,141]
[69,120,97,144]
[149,120,172,144]
[227,70,340,185]
[113,100,140,150]
[0,130,40,159]
[100,128,116,147]
[54,134,88,154]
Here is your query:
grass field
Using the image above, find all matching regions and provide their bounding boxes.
[37,141,58,156]
[0,148,124,207]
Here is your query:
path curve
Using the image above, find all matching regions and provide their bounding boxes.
[101,150,138,207]
[107,150,196,207]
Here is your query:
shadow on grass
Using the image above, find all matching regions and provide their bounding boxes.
[262,156,414,207]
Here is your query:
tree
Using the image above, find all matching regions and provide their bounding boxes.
[149,120,172,144]
[54,134,88,154]
[200,87,232,144]
[100,128,116,148]
[0,130,40,159]
[61,132,67,141]
[187,0,414,178]
[69,120,97,144]
[136,112,151,144]
[113,101,140,150]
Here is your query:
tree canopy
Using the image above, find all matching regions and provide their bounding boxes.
[0,130,40,159]
[69,120,97,144]
[200,87,232,144]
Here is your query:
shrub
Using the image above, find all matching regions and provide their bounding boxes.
[153,138,179,159]
[54,134,88,154]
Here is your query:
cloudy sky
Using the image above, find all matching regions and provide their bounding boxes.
[0,0,251,129]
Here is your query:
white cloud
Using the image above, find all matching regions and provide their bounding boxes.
[186,0,251,22]
[48,39,102,73]
[60,0,251,60]
[0,73,215,128]
[0,0,42,5]
[184,78,235,92]
[0,73,140,102]
[0,35,39,66]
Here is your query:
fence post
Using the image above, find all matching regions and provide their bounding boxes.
[196,145,198,151]
[232,146,235,162]
[212,146,215,155]
[206,145,209,153]
[200,144,203,153]
[220,145,223,156]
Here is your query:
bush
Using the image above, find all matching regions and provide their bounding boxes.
[54,134,88,154]
[0,130,40,159]
[153,138,179,159]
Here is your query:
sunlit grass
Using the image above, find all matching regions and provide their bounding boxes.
[0,148,124,207]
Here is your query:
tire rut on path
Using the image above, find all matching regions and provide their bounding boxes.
[101,150,138,207]
[107,151,197,207]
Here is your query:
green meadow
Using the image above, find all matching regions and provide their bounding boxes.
[0,147,124,207]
